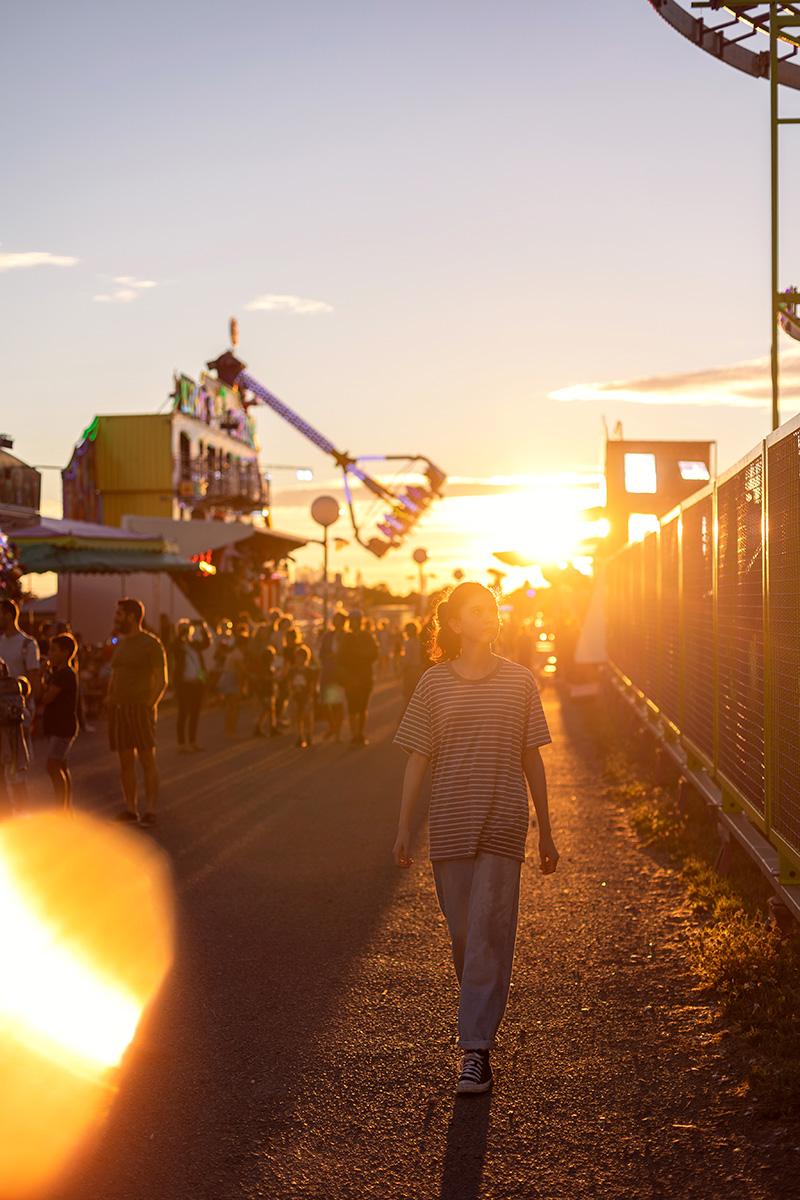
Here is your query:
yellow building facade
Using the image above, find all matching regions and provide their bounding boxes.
[62,374,266,526]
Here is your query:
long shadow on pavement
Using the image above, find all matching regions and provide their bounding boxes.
[439,1093,492,1200]
[46,680,425,1200]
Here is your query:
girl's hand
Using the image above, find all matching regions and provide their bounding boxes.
[393,828,413,868]
[538,832,559,875]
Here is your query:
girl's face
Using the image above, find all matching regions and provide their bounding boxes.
[448,591,501,646]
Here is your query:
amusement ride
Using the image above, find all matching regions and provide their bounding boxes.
[207,320,446,560]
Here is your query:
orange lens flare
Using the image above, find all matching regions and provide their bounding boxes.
[0,813,174,1198]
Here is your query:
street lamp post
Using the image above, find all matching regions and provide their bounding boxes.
[311,495,341,629]
[412,547,430,617]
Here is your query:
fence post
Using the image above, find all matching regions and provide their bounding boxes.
[722,787,742,816]
[779,854,800,886]
[711,476,719,777]
[761,439,772,839]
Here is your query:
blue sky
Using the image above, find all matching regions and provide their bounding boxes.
[3,1,800,585]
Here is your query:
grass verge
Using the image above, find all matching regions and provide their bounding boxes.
[601,737,800,1118]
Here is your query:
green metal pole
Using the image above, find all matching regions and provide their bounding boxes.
[771,3,780,432]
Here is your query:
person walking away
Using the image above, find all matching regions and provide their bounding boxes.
[338,610,378,745]
[274,623,299,728]
[16,676,34,810]
[0,657,29,815]
[287,645,318,748]
[108,598,168,828]
[0,598,41,700]
[514,619,536,672]
[377,620,393,678]
[41,633,79,811]
[392,581,558,1095]
[318,611,347,740]
[393,625,404,678]
[251,630,279,737]
[210,619,234,703]
[171,620,208,753]
[218,627,248,739]
[400,620,425,707]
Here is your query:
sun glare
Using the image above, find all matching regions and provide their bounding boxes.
[0,813,174,1198]
[432,480,605,574]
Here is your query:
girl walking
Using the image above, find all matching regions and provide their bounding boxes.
[393,581,558,1094]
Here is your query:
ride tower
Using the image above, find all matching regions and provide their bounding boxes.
[648,1,800,428]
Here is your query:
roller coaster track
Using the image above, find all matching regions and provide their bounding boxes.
[648,1,800,90]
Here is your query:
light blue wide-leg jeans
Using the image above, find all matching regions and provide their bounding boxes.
[432,851,522,1050]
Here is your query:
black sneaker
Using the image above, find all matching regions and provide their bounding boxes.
[456,1050,492,1094]
[139,812,157,828]
[114,809,139,823]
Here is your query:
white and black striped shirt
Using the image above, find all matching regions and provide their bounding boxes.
[394,657,551,861]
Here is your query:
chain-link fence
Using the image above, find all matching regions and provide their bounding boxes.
[606,414,800,881]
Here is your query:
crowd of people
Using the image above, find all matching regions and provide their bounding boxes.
[0,597,446,820]
[167,606,416,751]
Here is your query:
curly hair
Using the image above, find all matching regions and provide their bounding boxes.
[428,581,497,663]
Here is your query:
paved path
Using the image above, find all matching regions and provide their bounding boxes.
[17,679,797,1198]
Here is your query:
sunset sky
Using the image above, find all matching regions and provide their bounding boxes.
[3,1,800,592]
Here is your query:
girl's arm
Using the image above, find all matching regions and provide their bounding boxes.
[522,746,559,875]
[393,751,430,868]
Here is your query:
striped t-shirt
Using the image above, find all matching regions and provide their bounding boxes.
[394,657,551,862]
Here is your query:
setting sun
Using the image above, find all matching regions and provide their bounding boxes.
[415,475,606,584]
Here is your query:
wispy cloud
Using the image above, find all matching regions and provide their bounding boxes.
[0,246,78,273]
[113,275,157,289]
[93,276,158,303]
[244,293,333,315]
[551,350,800,409]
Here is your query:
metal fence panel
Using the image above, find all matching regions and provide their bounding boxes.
[681,494,715,763]
[716,456,765,817]
[659,516,681,728]
[767,430,800,857]
[626,540,644,692]
[605,553,622,676]
[643,532,659,702]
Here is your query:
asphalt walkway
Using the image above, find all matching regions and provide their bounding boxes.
[15,677,798,1199]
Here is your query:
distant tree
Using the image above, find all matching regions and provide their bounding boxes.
[362,583,400,607]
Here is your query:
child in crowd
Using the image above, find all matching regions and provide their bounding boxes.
[252,643,279,738]
[287,645,317,748]
[218,628,249,739]
[5,675,33,813]
[41,634,80,812]
[393,581,558,1095]
[18,676,33,759]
